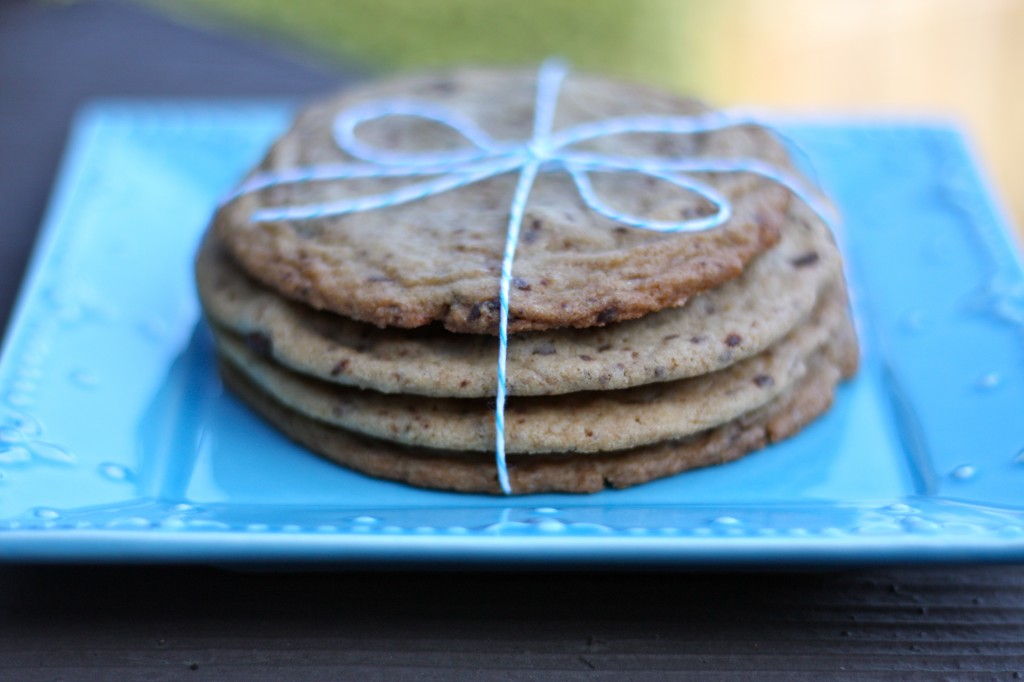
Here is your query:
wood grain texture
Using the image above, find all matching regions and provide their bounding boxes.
[0,565,1022,680]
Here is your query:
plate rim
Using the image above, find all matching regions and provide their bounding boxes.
[1,101,1023,565]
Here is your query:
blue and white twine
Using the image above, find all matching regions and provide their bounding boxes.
[225,60,833,494]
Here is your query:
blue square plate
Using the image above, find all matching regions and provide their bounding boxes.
[1,103,1023,565]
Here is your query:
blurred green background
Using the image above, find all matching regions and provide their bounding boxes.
[146,0,710,93]
[142,0,1023,232]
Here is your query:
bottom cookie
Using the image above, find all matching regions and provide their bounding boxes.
[218,344,854,494]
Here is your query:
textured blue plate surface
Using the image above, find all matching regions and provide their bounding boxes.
[1,103,1022,565]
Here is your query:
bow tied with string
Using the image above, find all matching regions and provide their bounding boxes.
[225,60,832,494]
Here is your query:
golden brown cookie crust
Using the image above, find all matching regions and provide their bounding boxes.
[214,68,793,334]
[211,281,852,454]
[217,351,850,494]
[198,197,838,397]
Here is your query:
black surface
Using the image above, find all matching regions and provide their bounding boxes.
[1,564,1023,680]
[0,1,1022,679]
[0,0,349,334]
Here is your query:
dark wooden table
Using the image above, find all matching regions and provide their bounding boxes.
[1,2,1022,679]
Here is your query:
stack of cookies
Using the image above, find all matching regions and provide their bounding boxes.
[198,67,858,494]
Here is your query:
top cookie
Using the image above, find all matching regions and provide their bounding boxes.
[214,67,793,334]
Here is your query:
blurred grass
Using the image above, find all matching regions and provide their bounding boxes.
[141,0,1022,233]
[143,0,710,93]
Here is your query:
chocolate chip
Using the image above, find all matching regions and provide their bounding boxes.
[523,218,543,244]
[579,354,594,361]
[459,379,470,388]
[653,367,667,379]
[244,332,272,357]
[532,343,556,356]
[330,359,350,376]
[753,374,774,388]
[725,333,742,347]
[585,429,594,437]
[689,335,705,344]
[596,306,619,324]
[680,205,712,219]
[791,251,820,268]
[467,298,499,323]
[511,277,531,291]
[663,334,680,342]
